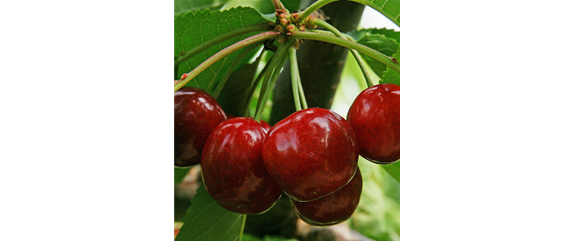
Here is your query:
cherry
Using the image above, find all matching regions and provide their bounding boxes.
[347,84,400,164]
[201,117,283,214]
[262,108,359,202]
[174,87,227,167]
[259,120,272,132]
[227,114,272,133]
[292,168,362,226]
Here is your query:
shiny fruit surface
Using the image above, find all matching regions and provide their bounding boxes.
[174,87,226,167]
[292,168,362,226]
[347,84,400,164]
[263,108,359,202]
[201,117,283,214]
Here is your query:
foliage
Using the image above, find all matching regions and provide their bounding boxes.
[174,184,245,241]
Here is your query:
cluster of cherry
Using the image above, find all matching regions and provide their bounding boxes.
[175,83,399,226]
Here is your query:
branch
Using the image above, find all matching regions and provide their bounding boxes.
[290,31,400,73]
[311,18,374,87]
[174,31,280,92]
[174,23,271,67]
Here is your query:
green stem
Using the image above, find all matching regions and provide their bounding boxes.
[270,0,288,13]
[290,31,400,73]
[174,31,280,92]
[211,44,260,99]
[252,54,279,121]
[288,47,302,111]
[174,23,270,67]
[299,0,399,27]
[238,214,247,241]
[297,73,308,109]
[253,42,292,121]
[244,51,271,117]
[311,18,373,87]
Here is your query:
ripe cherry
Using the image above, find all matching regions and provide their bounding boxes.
[201,117,283,214]
[292,168,362,226]
[174,87,226,167]
[226,114,272,133]
[347,84,400,164]
[262,108,359,202]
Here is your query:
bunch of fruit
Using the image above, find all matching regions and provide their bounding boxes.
[174,83,399,226]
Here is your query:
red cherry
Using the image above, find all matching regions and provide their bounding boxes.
[259,120,272,132]
[227,114,272,133]
[292,168,362,226]
[262,108,359,202]
[347,84,400,164]
[174,87,226,167]
[201,117,283,214]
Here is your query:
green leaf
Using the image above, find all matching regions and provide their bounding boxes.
[350,159,400,241]
[355,33,399,78]
[349,27,400,44]
[381,45,399,85]
[354,0,400,27]
[223,0,274,14]
[382,160,400,182]
[174,7,268,94]
[175,184,245,241]
[174,166,191,186]
[175,0,227,15]
[223,0,302,14]
[242,233,299,241]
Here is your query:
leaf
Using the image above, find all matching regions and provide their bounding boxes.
[354,0,400,27]
[174,7,268,94]
[174,63,179,80]
[355,33,399,78]
[175,184,245,241]
[174,166,191,186]
[350,159,400,241]
[175,0,227,16]
[382,160,400,182]
[242,234,299,241]
[349,27,400,44]
[381,45,399,85]
[223,0,302,14]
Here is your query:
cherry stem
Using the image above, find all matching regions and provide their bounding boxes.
[174,31,280,92]
[243,48,268,117]
[299,0,400,27]
[270,0,288,13]
[238,214,246,241]
[311,18,374,88]
[174,23,270,68]
[211,44,260,99]
[290,31,400,73]
[288,47,302,111]
[297,71,308,109]
[253,41,292,121]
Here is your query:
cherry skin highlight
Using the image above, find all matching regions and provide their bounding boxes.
[227,114,272,133]
[174,87,226,167]
[201,117,283,214]
[292,168,362,226]
[262,108,359,202]
[347,84,400,164]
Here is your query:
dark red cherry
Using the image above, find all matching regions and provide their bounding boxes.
[292,168,362,226]
[174,87,226,167]
[227,114,272,133]
[259,120,272,132]
[347,84,400,164]
[201,117,283,214]
[262,108,359,202]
